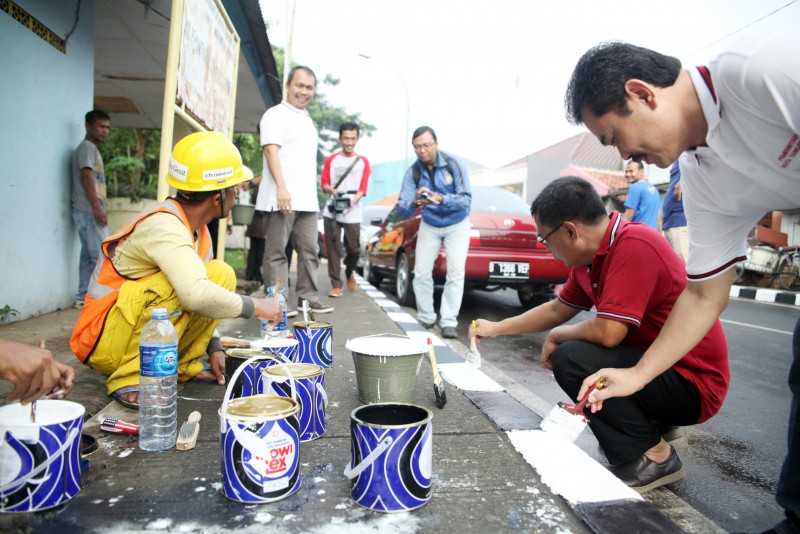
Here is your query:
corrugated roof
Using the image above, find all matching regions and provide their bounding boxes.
[534,132,622,169]
[561,164,628,199]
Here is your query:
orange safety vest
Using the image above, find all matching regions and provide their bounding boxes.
[70,199,213,362]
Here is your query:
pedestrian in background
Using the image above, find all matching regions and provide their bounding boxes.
[71,109,110,309]
[622,160,661,230]
[566,31,800,534]
[321,122,371,297]
[395,126,471,339]
[662,161,688,262]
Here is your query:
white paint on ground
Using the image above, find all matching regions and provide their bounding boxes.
[211,482,223,491]
[507,429,642,505]
[755,288,779,302]
[145,519,172,530]
[304,514,422,534]
[438,362,504,392]
[386,311,418,323]
[365,291,385,298]
[314,477,327,483]
[253,512,274,523]
[118,448,134,458]
[194,486,206,492]
[373,299,397,308]
[720,318,793,336]
[539,405,588,442]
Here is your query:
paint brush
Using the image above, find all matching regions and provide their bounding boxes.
[30,339,47,423]
[176,411,201,451]
[302,299,310,324]
[540,376,608,442]
[262,279,282,338]
[465,320,481,368]
[427,338,447,409]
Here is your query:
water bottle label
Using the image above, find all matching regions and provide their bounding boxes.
[261,313,288,337]
[140,344,178,377]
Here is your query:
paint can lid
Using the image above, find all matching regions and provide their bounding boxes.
[265,363,324,379]
[226,395,299,418]
[292,321,331,329]
[249,337,299,350]
[345,335,424,357]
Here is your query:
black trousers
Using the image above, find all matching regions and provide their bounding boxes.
[776,316,800,523]
[551,340,701,465]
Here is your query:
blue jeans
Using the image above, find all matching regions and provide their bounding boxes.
[412,218,470,328]
[72,208,108,301]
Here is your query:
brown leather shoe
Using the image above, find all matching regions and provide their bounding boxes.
[609,446,685,493]
[328,287,344,298]
[347,274,357,291]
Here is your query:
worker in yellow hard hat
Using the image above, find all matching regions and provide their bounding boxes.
[70,131,282,409]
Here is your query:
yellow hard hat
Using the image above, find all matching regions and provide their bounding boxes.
[166,131,249,192]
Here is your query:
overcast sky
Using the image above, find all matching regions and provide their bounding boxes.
[260,0,798,180]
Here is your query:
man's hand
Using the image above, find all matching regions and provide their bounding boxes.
[673,181,682,201]
[577,367,649,413]
[277,185,292,213]
[209,350,227,385]
[0,339,74,404]
[253,297,283,322]
[414,187,441,206]
[471,319,497,343]
[540,333,561,370]
[93,204,107,227]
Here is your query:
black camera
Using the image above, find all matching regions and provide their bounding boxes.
[418,191,440,205]
[327,193,352,213]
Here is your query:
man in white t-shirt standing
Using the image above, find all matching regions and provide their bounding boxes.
[255,65,332,314]
[321,122,371,297]
[566,31,800,534]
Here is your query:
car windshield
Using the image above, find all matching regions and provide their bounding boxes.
[472,187,530,214]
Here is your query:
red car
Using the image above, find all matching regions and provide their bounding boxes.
[363,186,570,307]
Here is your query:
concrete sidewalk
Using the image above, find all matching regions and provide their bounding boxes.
[0,272,706,533]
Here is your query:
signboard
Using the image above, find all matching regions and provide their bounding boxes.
[176,0,238,136]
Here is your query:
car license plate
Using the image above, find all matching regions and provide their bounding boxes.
[489,261,529,279]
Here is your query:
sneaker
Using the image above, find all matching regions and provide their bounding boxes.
[609,446,685,493]
[73,299,84,309]
[328,288,344,298]
[307,300,334,314]
[441,326,458,339]
[347,274,357,291]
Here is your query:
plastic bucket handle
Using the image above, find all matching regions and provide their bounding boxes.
[219,354,296,433]
[0,427,79,494]
[343,436,394,480]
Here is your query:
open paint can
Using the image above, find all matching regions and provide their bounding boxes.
[344,403,432,512]
[220,356,301,503]
[0,400,85,513]
[292,321,333,368]
[225,348,289,399]
[346,334,424,404]
[264,363,327,442]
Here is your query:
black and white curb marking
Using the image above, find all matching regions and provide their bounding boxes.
[731,285,800,306]
[355,275,689,533]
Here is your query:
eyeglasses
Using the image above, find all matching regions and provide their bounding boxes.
[537,222,564,247]
[412,141,436,152]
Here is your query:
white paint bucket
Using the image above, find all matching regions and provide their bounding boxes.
[345,334,424,404]
[0,400,85,513]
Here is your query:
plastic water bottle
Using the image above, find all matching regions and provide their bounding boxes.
[261,285,288,338]
[139,308,178,451]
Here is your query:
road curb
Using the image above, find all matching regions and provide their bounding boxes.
[731,285,800,306]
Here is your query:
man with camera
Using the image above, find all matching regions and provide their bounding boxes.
[320,122,371,297]
[395,126,472,339]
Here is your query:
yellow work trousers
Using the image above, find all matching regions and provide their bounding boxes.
[88,260,235,395]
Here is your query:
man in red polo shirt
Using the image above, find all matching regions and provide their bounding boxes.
[472,176,729,493]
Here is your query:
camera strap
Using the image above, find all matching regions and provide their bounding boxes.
[332,155,362,191]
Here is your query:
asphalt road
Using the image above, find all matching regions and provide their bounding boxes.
[376,279,797,533]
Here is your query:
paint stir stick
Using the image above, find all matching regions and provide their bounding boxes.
[31,339,47,423]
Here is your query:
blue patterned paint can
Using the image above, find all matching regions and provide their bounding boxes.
[265,363,327,442]
[0,400,85,513]
[219,394,301,503]
[224,349,290,399]
[292,321,333,368]
[344,403,432,512]
[219,356,301,504]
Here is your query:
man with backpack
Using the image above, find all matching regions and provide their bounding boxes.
[395,126,471,339]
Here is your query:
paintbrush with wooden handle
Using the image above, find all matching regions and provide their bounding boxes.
[427,338,447,409]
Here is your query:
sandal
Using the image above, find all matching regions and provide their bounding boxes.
[109,386,140,410]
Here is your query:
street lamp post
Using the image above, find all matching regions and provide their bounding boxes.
[358,53,410,170]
